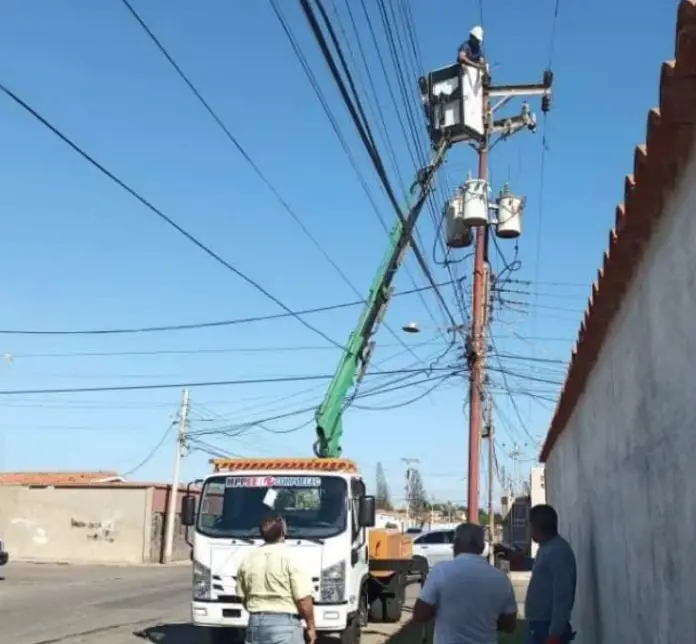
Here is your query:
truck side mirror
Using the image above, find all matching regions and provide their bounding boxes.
[181,495,196,527]
[358,495,376,528]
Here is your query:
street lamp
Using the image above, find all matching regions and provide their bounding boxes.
[401,321,467,335]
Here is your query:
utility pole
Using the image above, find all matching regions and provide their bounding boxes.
[163,388,189,564]
[483,397,495,563]
[420,44,552,526]
[508,443,524,495]
[401,457,419,528]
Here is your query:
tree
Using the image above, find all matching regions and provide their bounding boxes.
[375,462,392,510]
[406,468,428,516]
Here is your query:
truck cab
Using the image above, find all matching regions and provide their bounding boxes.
[182,458,378,644]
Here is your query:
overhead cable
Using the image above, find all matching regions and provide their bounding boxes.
[188,367,464,438]
[121,0,431,367]
[0,364,459,397]
[0,80,344,350]
[0,279,459,336]
[120,421,176,476]
[298,0,460,330]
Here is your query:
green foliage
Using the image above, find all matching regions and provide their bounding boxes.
[375,462,393,510]
[406,468,428,515]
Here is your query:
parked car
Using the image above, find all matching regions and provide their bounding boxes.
[412,528,490,571]
[493,542,532,571]
[0,537,8,566]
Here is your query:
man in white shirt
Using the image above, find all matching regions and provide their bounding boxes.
[410,523,518,644]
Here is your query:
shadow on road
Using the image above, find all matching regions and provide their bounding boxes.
[371,619,524,644]
[135,622,205,644]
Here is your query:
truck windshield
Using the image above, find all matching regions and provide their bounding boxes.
[197,474,348,540]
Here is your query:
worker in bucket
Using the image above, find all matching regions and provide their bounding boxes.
[457,26,485,68]
[237,512,316,644]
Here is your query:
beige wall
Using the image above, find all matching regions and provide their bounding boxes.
[0,486,150,564]
[546,145,696,642]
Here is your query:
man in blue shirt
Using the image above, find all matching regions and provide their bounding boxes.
[524,505,577,644]
[457,26,485,68]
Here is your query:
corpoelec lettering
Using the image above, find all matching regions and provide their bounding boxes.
[274,476,321,487]
[225,476,321,488]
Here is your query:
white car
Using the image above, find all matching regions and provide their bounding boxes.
[412,528,490,571]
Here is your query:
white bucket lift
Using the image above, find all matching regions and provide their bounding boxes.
[445,193,472,248]
[462,179,489,227]
[495,186,524,239]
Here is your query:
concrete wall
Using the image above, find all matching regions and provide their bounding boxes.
[0,486,151,564]
[148,486,193,563]
[545,147,696,643]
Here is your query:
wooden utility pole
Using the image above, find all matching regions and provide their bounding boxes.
[419,46,553,525]
[163,389,189,564]
[484,397,495,563]
[467,130,489,525]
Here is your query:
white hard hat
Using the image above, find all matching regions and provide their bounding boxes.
[470,25,484,41]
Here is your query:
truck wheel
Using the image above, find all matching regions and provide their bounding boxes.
[412,556,428,585]
[368,597,384,622]
[340,616,361,644]
[358,587,369,628]
[382,597,403,623]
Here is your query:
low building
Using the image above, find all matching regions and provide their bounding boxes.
[0,472,197,564]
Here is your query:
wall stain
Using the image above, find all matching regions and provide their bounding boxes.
[70,517,118,542]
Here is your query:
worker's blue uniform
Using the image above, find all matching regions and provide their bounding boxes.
[524,535,577,643]
[457,40,482,64]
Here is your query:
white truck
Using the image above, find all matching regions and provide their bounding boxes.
[181,458,422,644]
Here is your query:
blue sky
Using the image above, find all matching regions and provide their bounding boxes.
[0,0,677,506]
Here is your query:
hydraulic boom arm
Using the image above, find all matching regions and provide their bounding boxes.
[313,142,450,458]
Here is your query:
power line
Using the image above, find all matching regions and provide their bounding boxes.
[120,0,430,368]
[0,280,458,336]
[298,0,460,330]
[350,372,459,410]
[0,365,459,397]
[7,339,445,360]
[189,368,464,438]
[120,421,176,477]
[492,352,567,365]
[0,80,344,350]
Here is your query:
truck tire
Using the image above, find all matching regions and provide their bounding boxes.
[368,597,384,622]
[382,597,402,623]
[340,616,362,644]
[412,555,428,585]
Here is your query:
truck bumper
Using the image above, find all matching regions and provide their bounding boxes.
[191,602,350,632]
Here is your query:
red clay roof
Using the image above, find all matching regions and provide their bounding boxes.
[540,0,696,462]
[0,471,121,486]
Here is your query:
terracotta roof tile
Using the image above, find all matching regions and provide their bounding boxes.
[540,0,696,462]
[0,471,121,486]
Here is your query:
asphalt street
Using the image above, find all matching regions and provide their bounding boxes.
[0,563,529,644]
[0,563,415,644]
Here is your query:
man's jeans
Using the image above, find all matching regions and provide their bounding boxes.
[246,612,304,644]
[524,620,575,644]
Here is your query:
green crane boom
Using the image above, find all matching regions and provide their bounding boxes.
[313,144,450,458]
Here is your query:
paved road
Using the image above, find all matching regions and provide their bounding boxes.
[0,563,416,644]
[1,563,530,644]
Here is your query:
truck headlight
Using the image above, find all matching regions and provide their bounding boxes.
[320,561,345,603]
[193,561,211,601]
